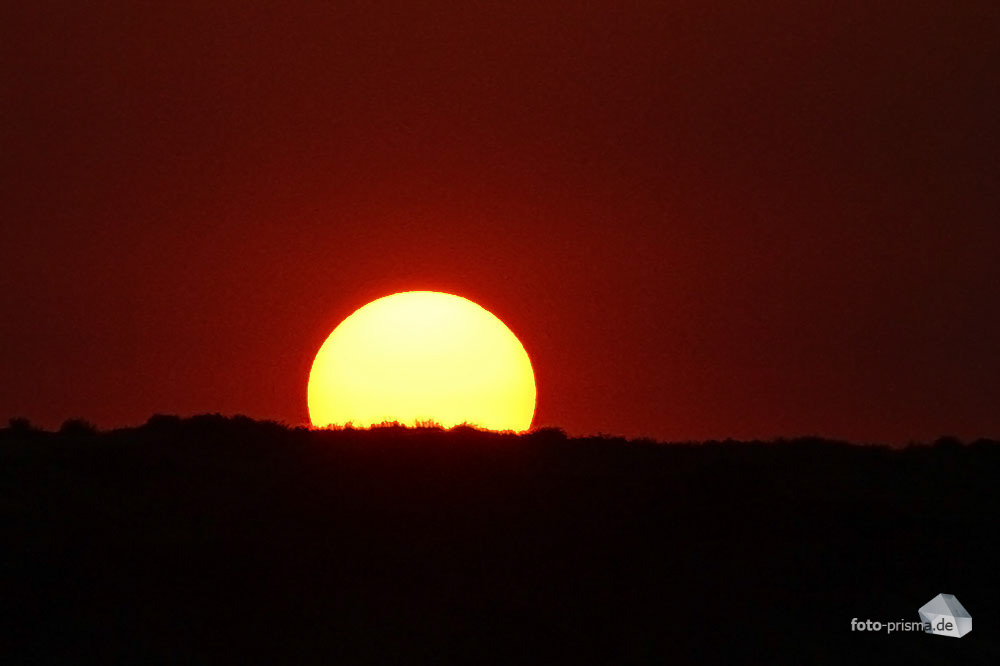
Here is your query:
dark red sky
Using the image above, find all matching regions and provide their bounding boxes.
[2,1,998,443]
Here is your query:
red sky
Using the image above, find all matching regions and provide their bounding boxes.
[2,1,998,443]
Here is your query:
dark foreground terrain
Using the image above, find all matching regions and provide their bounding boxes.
[2,416,998,665]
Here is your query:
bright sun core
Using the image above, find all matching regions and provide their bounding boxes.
[307,291,536,432]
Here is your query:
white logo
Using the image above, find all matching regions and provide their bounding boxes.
[918,594,972,638]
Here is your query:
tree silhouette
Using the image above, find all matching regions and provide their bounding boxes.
[7,416,35,434]
[58,417,97,436]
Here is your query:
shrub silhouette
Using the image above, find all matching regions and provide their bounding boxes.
[145,413,183,432]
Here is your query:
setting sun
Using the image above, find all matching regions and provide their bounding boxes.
[307,291,536,431]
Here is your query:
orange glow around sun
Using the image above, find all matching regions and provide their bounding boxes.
[307,291,536,432]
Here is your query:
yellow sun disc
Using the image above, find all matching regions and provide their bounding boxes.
[307,291,536,431]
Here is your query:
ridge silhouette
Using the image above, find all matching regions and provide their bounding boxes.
[2,415,998,665]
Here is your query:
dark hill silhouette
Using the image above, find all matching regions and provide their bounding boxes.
[2,416,998,665]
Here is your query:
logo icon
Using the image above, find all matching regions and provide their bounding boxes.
[918,594,971,638]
